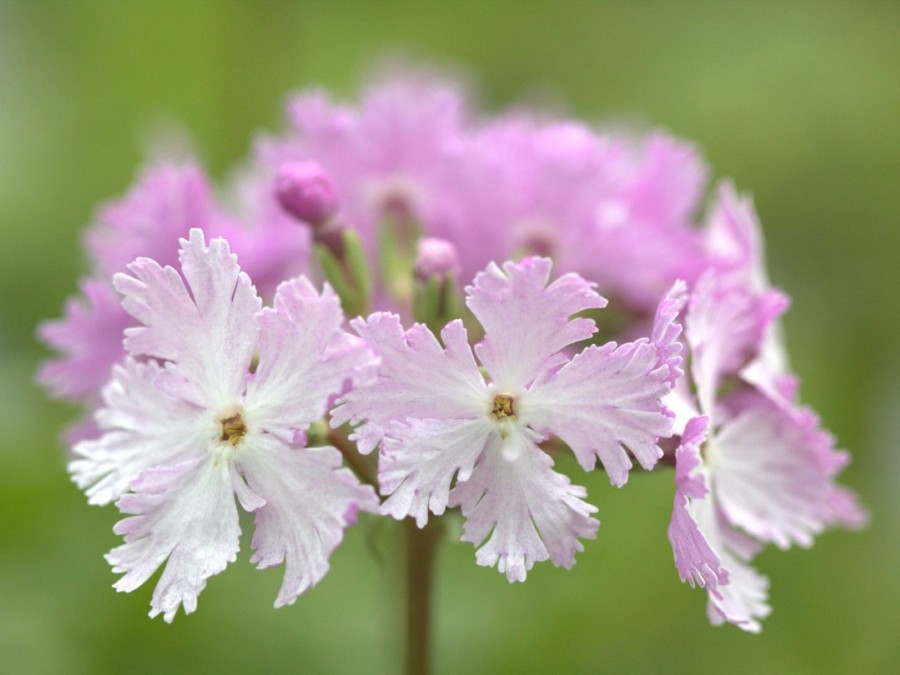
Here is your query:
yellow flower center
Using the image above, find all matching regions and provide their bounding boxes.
[219,412,247,446]
[491,393,516,420]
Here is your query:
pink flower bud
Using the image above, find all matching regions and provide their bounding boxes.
[275,161,339,226]
[414,238,460,281]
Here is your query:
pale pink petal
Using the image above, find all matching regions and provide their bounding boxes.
[825,485,869,530]
[63,409,102,446]
[87,160,226,279]
[236,434,377,607]
[275,74,469,258]
[667,417,728,591]
[245,277,373,440]
[712,397,846,549]
[37,279,131,401]
[706,552,771,633]
[582,133,707,308]
[525,340,672,485]
[702,509,772,633]
[623,132,708,230]
[651,280,688,388]
[740,319,798,409]
[685,271,788,416]
[332,315,487,454]
[379,418,494,527]
[69,359,212,505]
[113,229,262,409]
[449,428,599,582]
[663,375,701,436]
[107,456,242,622]
[704,181,769,293]
[466,257,606,390]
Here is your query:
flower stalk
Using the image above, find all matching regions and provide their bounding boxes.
[405,518,443,675]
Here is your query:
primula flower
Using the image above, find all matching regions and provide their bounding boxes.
[38,161,234,406]
[667,232,866,630]
[255,73,470,255]
[424,117,709,302]
[70,229,377,621]
[334,257,679,581]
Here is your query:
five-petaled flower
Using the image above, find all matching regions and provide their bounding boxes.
[334,256,680,581]
[70,229,377,621]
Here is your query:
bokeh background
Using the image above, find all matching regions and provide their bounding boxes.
[2,1,898,673]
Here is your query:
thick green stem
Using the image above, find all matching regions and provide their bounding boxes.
[405,518,442,675]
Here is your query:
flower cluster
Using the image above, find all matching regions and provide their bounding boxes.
[39,69,864,627]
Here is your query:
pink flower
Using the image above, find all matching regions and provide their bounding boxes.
[37,279,132,401]
[38,161,235,405]
[431,119,708,303]
[87,161,229,278]
[578,131,709,308]
[334,257,677,580]
[255,74,470,256]
[666,262,866,631]
[70,230,377,621]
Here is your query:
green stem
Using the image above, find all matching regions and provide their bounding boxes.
[405,518,442,675]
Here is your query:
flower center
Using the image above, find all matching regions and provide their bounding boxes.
[517,218,558,258]
[219,411,247,446]
[491,393,516,420]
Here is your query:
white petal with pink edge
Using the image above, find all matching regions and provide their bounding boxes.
[238,434,378,608]
[379,417,494,527]
[525,340,672,486]
[107,456,246,622]
[245,276,374,440]
[70,358,212,506]
[449,427,598,582]
[466,257,606,390]
[332,316,487,454]
[114,229,261,410]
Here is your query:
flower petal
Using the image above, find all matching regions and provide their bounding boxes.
[107,455,242,623]
[113,229,262,410]
[667,417,728,591]
[466,257,606,390]
[379,418,494,527]
[237,434,378,607]
[87,160,226,279]
[651,280,688,388]
[712,397,847,549]
[332,315,486,454]
[825,485,869,530]
[449,427,599,582]
[245,277,373,440]
[704,181,769,293]
[685,271,788,417]
[69,358,212,505]
[525,340,672,485]
[701,505,772,633]
[37,279,131,402]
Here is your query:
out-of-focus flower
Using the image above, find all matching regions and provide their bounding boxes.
[38,161,230,407]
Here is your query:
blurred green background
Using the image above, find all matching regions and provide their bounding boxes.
[2,1,898,673]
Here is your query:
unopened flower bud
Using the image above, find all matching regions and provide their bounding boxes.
[275,160,339,226]
[414,238,460,281]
